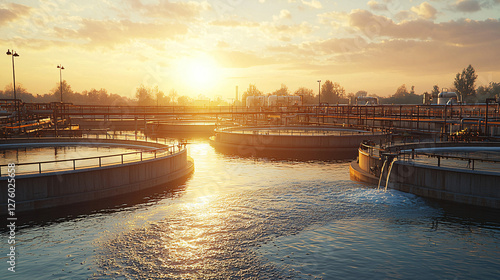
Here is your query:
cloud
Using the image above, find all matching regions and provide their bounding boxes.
[301,0,322,9]
[262,21,314,37]
[274,9,292,21]
[262,9,500,78]
[0,38,64,51]
[125,0,209,19]
[0,3,31,26]
[54,19,188,47]
[210,16,313,41]
[210,18,260,28]
[211,50,277,68]
[367,1,388,11]
[303,37,369,55]
[453,0,481,12]
[216,40,230,48]
[348,9,500,47]
[410,2,437,20]
[318,11,349,27]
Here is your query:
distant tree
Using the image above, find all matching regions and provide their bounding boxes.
[135,84,155,106]
[355,90,367,97]
[431,85,440,97]
[321,80,344,104]
[332,82,345,103]
[177,95,191,106]
[294,87,315,104]
[454,64,478,101]
[210,95,229,106]
[380,84,422,104]
[3,83,34,102]
[242,84,263,106]
[1,82,134,105]
[394,84,409,97]
[272,84,289,96]
[48,80,74,103]
[168,89,178,104]
[150,86,165,106]
[476,82,500,101]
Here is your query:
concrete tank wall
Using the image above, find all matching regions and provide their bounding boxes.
[215,131,385,148]
[389,162,500,209]
[212,128,386,160]
[350,143,500,209]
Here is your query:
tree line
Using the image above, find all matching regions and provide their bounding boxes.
[0,82,199,106]
[2,65,498,106]
[242,81,347,105]
[242,65,498,105]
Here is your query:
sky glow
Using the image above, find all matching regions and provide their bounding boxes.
[1,0,500,99]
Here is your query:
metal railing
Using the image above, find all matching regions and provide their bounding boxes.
[0,134,185,177]
[81,131,178,144]
[359,142,387,158]
[398,150,500,173]
[217,126,379,137]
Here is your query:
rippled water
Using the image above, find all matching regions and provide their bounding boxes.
[2,140,500,279]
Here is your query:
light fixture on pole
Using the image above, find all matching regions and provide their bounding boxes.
[317,80,321,106]
[6,49,20,125]
[57,64,65,103]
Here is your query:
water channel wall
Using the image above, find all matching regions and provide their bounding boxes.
[212,128,386,159]
[389,162,500,208]
[0,138,194,214]
[350,142,500,208]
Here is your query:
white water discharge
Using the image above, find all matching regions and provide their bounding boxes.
[385,157,398,192]
[377,158,389,190]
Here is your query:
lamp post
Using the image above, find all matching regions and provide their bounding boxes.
[6,49,20,126]
[57,64,65,103]
[317,80,321,106]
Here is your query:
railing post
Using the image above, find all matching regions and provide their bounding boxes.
[140,152,143,161]
[437,156,441,167]
[39,162,42,174]
[99,157,101,167]
[73,159,76,170]
[121,154,124,164]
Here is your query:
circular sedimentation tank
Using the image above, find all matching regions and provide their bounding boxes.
[210,126,387,160]
[350,141,500,208]
[0,137,194,214]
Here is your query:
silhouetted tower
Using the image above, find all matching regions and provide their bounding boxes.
[235,86,239,103]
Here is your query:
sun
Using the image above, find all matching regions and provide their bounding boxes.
[190,61,213,87]
[176,54,221,92]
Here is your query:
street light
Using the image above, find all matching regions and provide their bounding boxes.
[6,49,20,125]
[57,64,65,103]
[317,80,321,106]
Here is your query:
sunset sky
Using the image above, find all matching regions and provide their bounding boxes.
[1,0,500,100]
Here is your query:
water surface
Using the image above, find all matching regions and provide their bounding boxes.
[2,140,499,279]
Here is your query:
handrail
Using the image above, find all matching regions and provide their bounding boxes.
[0,135,185,177]
[216,126,378,136]
[397,150,500,172]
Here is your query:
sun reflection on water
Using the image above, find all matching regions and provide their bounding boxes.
[89,142,500,279]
